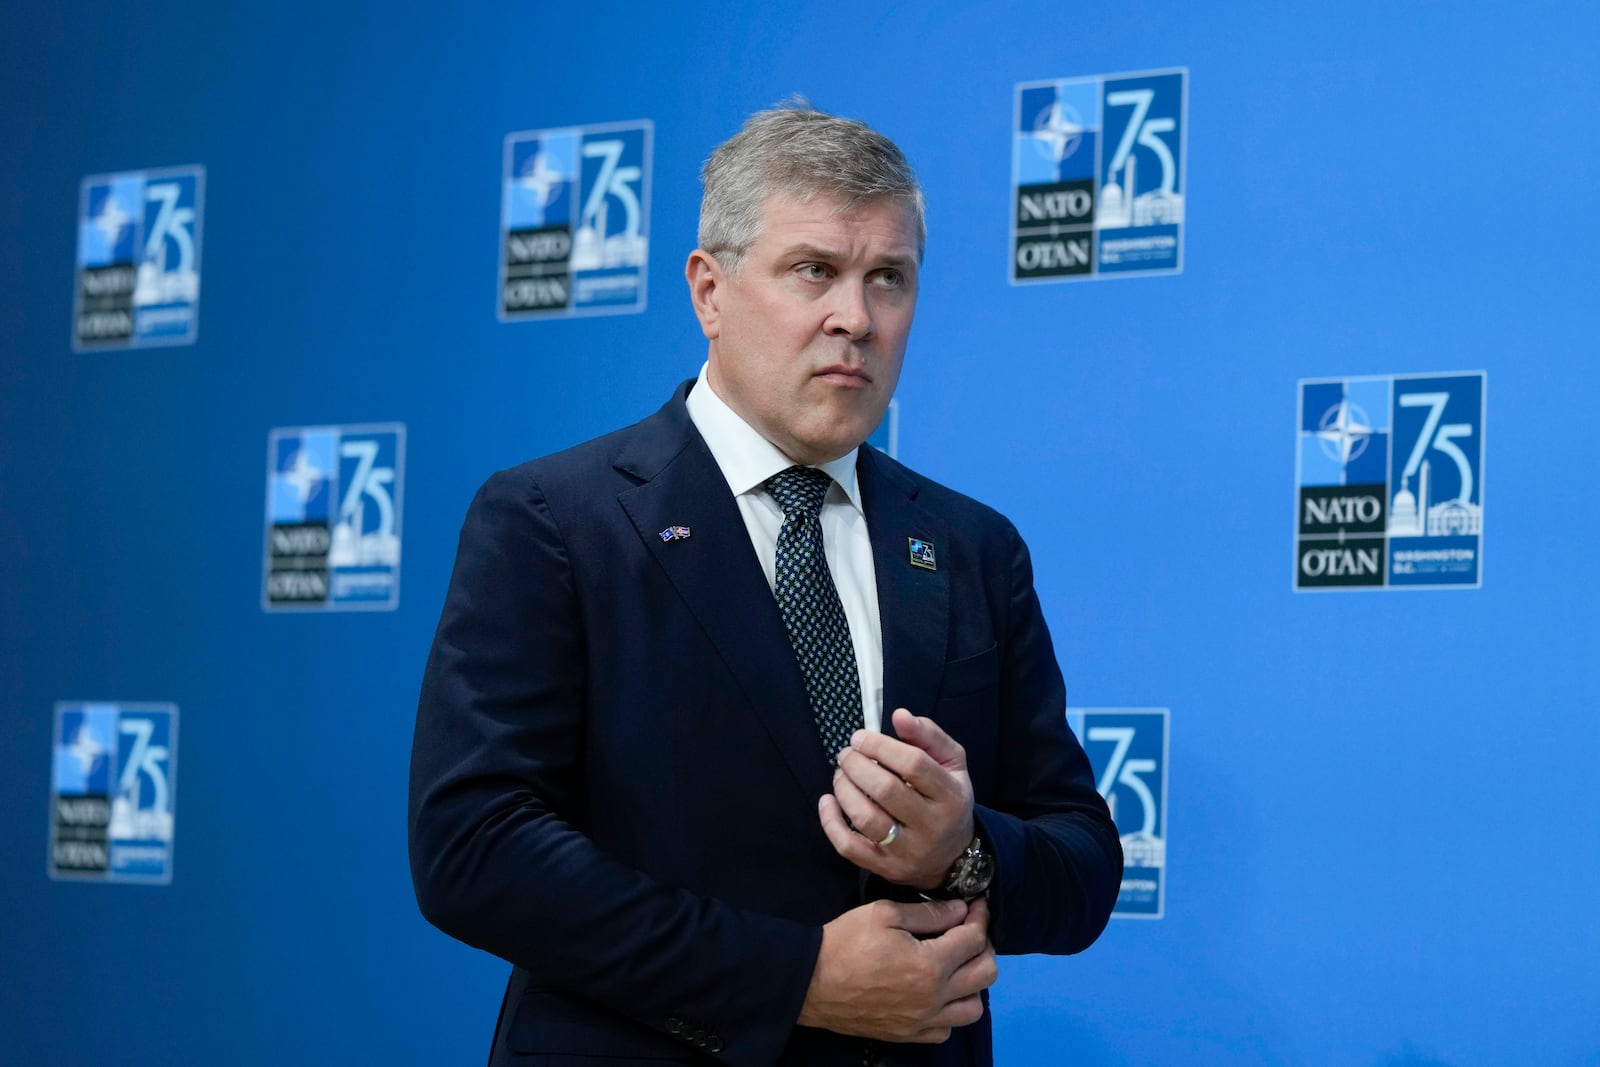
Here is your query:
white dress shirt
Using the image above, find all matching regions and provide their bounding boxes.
[685,364,884,734]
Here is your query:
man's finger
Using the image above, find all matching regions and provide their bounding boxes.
[817,794,867,854]
[922,914,991,974]
[930,992,987,1031]
[962,896,991,933]
[890,707,968,769]
[837,745,927,815]
[831,767,897,841]
[818,796,902,881]
[843,731,953,801]
[880,897,970,937]
[944,940,998,999]
[906,1027,955,1045]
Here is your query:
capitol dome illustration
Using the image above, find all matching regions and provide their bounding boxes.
[1390,470,1423,536]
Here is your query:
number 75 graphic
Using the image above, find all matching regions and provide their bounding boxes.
[1079,709,1169,838]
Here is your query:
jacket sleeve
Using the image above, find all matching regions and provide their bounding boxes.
[974,520,1124,956]
[407,469,819,1067]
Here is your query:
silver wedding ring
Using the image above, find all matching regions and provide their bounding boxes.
[875,822,900,848]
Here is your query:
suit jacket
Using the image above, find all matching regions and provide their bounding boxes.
[409,381,1121,1067]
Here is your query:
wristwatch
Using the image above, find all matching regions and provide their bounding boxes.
[941,833,995,900]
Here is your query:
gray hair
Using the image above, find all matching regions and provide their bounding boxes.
[698,99,926,272]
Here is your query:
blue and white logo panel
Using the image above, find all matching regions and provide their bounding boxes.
[1075,708,1169,918]
[264,423,405,610]
[1012,69,1186,282]
[500,120,652,318]
[1295,373,1485,590]
[1387,375,1485,586]
[74,166,204,349]
[50,702,178,884]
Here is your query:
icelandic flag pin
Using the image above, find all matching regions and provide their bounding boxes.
[907,537,937,571]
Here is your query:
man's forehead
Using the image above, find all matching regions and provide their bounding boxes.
[760,188,913,223]
[756,191,920,256]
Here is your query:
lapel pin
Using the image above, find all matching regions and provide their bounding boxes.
[659,525,692,542]
[907,537,937,571]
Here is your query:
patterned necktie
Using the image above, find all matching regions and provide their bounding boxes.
[766,465,865,763]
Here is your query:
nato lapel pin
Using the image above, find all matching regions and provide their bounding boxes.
[908,537,937,571]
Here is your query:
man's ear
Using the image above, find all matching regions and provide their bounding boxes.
[685,250,724,340]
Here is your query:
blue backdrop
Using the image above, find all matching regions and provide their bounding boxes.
[2,2,1597,1064]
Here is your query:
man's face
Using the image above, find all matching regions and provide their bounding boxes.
[688,192,920,466]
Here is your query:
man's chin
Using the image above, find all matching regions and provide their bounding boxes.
[793,429,878,466]
[775,400,888,464]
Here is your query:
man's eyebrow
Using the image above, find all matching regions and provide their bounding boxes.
[779,244,918,269]
[779,243,845,263]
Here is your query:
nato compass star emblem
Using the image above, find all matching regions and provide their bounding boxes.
[68,720,107,778]
[1030,100,1086,166]
[518,149,568,227]
[281,445,327,505]
[1315,398,1375,469]
[93,191,131,249]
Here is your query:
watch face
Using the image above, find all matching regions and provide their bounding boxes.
[949,841,995,897]
[962,851,995,895]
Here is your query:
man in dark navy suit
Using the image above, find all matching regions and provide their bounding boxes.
[409,103,1121,1066]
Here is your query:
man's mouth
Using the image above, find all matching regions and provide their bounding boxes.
[814,364,872,385]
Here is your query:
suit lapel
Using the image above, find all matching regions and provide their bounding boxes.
[615,388,835,803]
[859,449,949,740]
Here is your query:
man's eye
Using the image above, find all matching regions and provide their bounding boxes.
[877,269,903,287]
[797,263,829,280]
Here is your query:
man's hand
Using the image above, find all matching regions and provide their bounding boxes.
[796,897,996,1043]
[819,708,975,891]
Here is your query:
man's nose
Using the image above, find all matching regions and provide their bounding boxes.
[823,283,874,340]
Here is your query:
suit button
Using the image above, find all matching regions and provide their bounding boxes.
[708,1035,724,1053]
[666,1017,684,1035]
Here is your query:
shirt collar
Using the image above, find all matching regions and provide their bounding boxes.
[685,363,863,512]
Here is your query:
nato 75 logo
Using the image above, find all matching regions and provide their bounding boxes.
[1075,708,1169,918]
[50,702,178,884]
[1012,69,1186,283]
[499,119,652,319]
[263,423,405,611]
[73,166,204,349]
[1295,372,1485,590]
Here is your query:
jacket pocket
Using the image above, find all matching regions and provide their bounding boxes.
[938,642,999,700]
